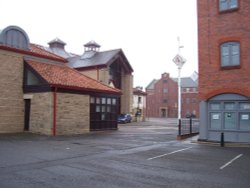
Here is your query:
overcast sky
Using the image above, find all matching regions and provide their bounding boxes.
[0,0,198,89]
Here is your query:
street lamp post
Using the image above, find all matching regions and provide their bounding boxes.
[173,38,186,134]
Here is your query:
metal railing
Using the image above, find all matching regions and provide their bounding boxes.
[178,118,199,136]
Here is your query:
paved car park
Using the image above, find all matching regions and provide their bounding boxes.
[0,118,250,188]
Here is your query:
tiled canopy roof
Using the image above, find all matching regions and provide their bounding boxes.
[26,60,121,94]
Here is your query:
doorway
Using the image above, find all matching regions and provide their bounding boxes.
[24,99,31,131]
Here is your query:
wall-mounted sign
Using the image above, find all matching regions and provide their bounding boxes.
[241,114,249,120]
[212,114,220,120]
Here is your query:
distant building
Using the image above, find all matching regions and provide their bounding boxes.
[146,72,198,118]
[132,87,147,121]
[198,0,250,142]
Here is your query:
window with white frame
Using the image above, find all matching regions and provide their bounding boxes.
[219,0,238,11]
[220,42,240,67]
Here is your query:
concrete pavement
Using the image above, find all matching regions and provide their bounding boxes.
[0,119,250,188]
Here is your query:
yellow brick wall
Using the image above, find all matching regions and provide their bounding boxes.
[29,92,53,135]
[0,50,24,133]
[56,93,90,135]
[121,72,133,114]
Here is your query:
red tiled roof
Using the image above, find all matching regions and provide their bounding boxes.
[30,44,67,62]
[26,60,121,94]
[0,44,67,63]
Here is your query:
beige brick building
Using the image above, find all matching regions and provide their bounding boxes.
[0,26,121,135]
[47,39,134,115]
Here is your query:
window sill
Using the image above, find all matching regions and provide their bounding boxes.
[220,65,241,70]
[219,7,239,14]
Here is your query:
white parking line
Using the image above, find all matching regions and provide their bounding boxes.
[220,154,243,170]
[147,147,193,161]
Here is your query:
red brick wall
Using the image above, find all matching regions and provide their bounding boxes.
[198,0,250,100]
[182,91,199,118]
[146,73,178,118]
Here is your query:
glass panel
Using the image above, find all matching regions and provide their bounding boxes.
[224,112,236,130]
[96,105,101,112]
[101,113,106,120]
[90,97,95,104]
[102,98,106,104]
[240,113,250,130]
[210,103,220,110]
[27,70,41,85]
[240,102,250,110]
[232,54,239,65]
[220,0,228,10]
[230,0,238,8]
[96,98,100,104]
[222,56,229,66]
[111,106,116,113]
[210,113,221,130]
[102,106,106,112]
[107,106,111,113]
[107,98,111,105]
[112,98,116,105]
[224,102,235,110]
[232,44,240,65]
[232,44,239,55]
[222,45,229,56]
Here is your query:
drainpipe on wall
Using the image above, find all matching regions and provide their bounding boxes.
[53,87,57,136]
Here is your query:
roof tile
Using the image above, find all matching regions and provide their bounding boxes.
[26,60,121,94]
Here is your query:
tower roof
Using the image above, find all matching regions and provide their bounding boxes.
[84,40,101,48]
[48,37,66,45]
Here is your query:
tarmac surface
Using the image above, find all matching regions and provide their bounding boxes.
[0,118,250,188]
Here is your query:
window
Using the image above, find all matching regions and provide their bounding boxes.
[138,97,142,104]
[240,113,250,130]
[210,113,221,130]
[210,103,220,110]
[163,88,168,93]
[163,80,168,84]
[221,42,240,67]
[90,96,119,130]
[219,0,238,11]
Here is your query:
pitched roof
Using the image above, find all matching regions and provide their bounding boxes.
[133,88,147,96]
[30,44,67,62]
[26,60,121,94]
[0,43,67,63]
[68,49,119,67]
[172,77,198,88]
[146,79,159,90]
[67,49,133,73]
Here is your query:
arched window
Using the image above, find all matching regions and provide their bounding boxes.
[220,42,240,67]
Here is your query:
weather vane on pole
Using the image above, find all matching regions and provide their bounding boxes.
[177,36,184,54]
[173,36,186,135]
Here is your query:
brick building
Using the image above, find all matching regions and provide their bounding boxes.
[198,0,250,142]
[146,72,198,118]
[46,39,134,115]
[0,25,123,135]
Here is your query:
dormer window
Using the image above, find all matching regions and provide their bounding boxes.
[219,0,238,12]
